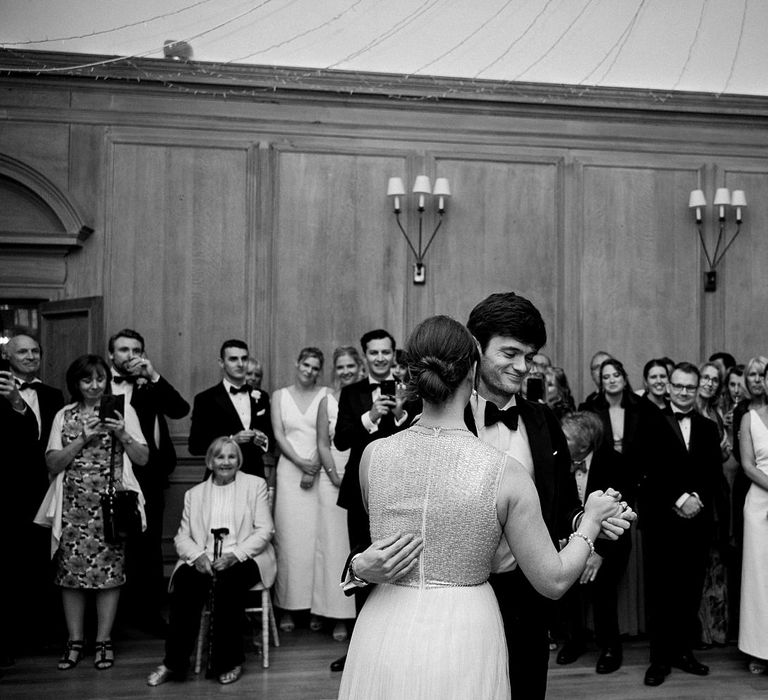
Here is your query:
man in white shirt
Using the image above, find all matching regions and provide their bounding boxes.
[188,339,272,479]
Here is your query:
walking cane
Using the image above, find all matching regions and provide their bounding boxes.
[205,527,230,678]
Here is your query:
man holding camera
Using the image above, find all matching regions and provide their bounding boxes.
[109,328,190,636]
[188,339,272,479]
[0,329,64,663]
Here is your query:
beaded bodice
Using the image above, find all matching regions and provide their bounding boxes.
[367,426,506,588]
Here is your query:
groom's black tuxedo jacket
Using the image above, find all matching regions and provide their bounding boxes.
[464,397,581,544]
[188,382,272,479]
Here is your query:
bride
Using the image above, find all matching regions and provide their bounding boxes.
[338,315,623,699]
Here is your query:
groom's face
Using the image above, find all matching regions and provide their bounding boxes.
[478,335,537,401]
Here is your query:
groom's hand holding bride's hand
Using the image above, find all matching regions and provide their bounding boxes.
[353,531,424,584]
[585,487,637,541]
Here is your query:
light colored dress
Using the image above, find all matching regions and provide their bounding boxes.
[338,426,510,700]
[273,386,328,609]
[738,410,768,659]
[311,393,355,619]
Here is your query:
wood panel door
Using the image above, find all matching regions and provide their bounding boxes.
[39,296,104,392]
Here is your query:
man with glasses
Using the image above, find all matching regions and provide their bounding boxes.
[640,361,725,687]
[582,350,613,410]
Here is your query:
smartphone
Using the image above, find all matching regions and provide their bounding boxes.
[0,357,11,373]
[379,380,396,400]
[99,394,125,421]
[526,376,544,403]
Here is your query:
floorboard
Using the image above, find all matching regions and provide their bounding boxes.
[2,630,767,699]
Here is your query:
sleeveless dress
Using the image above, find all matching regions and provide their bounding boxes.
[274,386,328,609]
[311,393,355,619]
[738,410,768,659]
[338,426,510,699]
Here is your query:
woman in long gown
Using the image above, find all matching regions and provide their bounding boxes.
[338,316,623,700]
[738,363,768,675]
[271,347,328,631]
[313,346,361,640]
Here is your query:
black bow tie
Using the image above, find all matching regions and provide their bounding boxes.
[229,385,250,395]
[675,410,694,421]
[17,382,39,392]
[571,460,588,474]
[484,402,519,431]
[113,375,137,385]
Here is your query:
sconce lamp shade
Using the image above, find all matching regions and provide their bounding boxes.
[432,178,451,196]
[731,190,747,207]
[713,188,731,206]
[387,177,405,196]
[412,176,432,194]
[688,190,707,208]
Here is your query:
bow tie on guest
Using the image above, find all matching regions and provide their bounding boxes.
[229,384,251,395]
[17,382,39,392]
[113,375,138,385]
[675,410,695,421]
[484,402,519,431]
[571,459,588,474]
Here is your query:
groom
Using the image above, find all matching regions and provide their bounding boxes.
[353,292,635,699]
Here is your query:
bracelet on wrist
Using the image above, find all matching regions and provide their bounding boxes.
[349,553,370,585]
[568,531,596,557]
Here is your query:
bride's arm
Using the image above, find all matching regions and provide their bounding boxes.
[497,459,617,600]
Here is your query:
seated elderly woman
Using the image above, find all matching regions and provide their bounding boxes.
[147,436,276,686]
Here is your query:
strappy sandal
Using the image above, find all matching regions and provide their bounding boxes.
[218,665,242,685]
[58,639,85,670]
[94,640,114,670]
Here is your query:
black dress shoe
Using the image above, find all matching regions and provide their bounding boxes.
[330,655,346,672]
[644,663,670,686]
[556,641,585,665]
[671,652,709,676]
[595,646,622,674]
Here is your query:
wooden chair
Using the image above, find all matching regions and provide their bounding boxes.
[194,582,280,673]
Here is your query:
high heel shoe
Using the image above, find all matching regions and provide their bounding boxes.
[310,615,323,632]
[332,622,348,642]
[57,639,85,670]
[94,640,114,670]
[279,614,295,632]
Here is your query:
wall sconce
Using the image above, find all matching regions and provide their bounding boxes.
[689,187,747,292]
[387,176,450,284]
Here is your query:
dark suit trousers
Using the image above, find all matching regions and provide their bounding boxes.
[643,523,709,663]
[490,569,550,700]
[558,545,630,649]
[164,559,260,675]
[347,504,372,615]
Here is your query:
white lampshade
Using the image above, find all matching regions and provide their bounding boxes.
[387,177,405,196]
[688,189,706,208]
[713,188,731,206]
[412,176,432,194]
[731,189,747,207]
[432,178,451,196]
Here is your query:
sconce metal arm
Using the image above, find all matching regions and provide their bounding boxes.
[696,223,714,269]
[712,223,742,268]
[394,211,420,260]
[420,213,444,260]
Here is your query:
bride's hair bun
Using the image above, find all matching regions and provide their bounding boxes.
[404,315,479,404]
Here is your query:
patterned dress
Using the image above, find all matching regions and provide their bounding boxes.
[54,405,126,589]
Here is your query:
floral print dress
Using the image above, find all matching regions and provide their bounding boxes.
[54,405,126,589]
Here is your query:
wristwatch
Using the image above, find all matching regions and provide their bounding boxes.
[348,554,370,586]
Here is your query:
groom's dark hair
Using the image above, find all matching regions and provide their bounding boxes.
[467,292,546,352]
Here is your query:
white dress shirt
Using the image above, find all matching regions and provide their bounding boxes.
[223,378,251,430]
[573,452,594,505]
[17,377,41,437]
[671,406,699,508]
[361,374,407,434]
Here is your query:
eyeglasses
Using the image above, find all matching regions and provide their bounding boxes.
[700,376,719,385]
[670,383,697,393]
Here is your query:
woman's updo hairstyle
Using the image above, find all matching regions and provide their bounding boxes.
[404,315,479,403]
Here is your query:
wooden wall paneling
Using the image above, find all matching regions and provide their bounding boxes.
[414,153,563,349]
[270,144,411,388]
[0,122,70,192]
[574,157,704,399]
[721,165,768,360]
[104,132,254,439]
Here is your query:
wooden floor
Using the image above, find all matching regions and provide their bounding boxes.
[2,629,767,699]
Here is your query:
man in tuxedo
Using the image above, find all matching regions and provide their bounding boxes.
[331,329,415,671]
[0,329,64,662]
[108,328,190,635]
[581,350,613,409]
[640,361,724,687]
[555,411,633,674]
[188,339,272,479]
[353,293,633,698]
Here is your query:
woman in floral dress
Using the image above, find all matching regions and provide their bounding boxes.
[43,355,147,670]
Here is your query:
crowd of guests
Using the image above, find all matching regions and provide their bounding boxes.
[1,307,767,692]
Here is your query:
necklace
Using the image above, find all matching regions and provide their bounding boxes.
[410,424,472,436]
